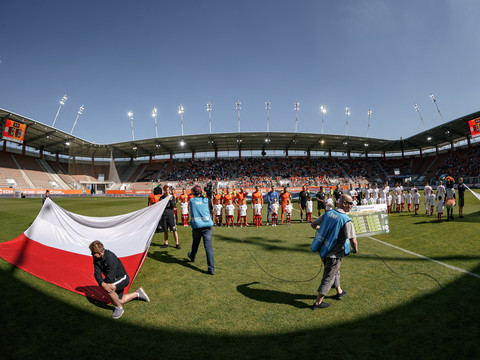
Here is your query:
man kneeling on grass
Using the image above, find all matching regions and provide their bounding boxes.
[89,240,150,319]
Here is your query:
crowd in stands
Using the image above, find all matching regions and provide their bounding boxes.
[433,146,480,180]
[1,143,479,191]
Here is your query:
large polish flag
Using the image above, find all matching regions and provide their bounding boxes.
[0,197,168,303]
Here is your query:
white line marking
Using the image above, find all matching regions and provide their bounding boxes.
[367,236,480,279]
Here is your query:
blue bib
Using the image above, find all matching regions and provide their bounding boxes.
[311,210,351,258]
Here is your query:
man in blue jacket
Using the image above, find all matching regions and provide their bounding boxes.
[188,185,215,275]
[310,194,358,309]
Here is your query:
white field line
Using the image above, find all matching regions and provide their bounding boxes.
[367,236,480,279]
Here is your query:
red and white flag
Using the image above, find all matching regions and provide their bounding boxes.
[0,197,168,302]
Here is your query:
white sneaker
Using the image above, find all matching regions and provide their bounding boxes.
[112,307,124,319]
[136,287,150,302]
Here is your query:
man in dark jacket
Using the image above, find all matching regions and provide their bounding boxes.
[89,240,150,319]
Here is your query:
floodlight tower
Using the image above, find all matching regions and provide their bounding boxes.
[414,103,426,128]
[367,109,372,138]
[152,107,158,138]
[178,104,184,136]
[345,107,350,135]
[70,105,84,134]
[128,112,135,140]
[236,100,241,133]
[265,100,271,132]
[52,94,67,127]
[429,93,445,122]
[294,102,300,133]
[320,105,326,134]
[207,102,212,134]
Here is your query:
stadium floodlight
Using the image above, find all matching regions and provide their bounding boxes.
[236,101,241,133]
[414,102,426,128]
[178,104,184,136]
[152,107,158,138]
[265,100,271,132]
[207,102,212,134]
[429,93,445,123]
[128,112,134,140]
[70,105,84,135]
[65,141,70,146]
[320,105,326,134]
[345,107,350,135]
[52,94,67,127]
[427,136,432,141]
[367,109,372,138]
[294,102,300,133]
[180,139,185,147]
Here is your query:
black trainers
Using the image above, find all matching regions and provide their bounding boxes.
[311,302,330,310]
[175,244,181,250]
[207,270,215,275]
[160,244,169,248]
[335,290,347,300]
[187,252,195,262]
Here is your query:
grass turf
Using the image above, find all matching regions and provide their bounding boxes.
[0,192,479,359]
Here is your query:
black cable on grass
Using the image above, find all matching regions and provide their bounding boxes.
[358,253,445,290]
[232,225,323,283]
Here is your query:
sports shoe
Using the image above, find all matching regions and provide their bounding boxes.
[335,290,347,300]
[311,302,330,310]
[160,244,169,248]
[112,307,124,319]
[207,270,215,275]
[136,287,150,302]
[187,252,195,262]
[175,244,181,250]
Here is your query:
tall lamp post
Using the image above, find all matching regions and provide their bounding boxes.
[414,103,426,128]
[265,100,271,132]
[52,94,67,127]
[367,109,372,138]
[345,107,350,135]
[320,105,326,134]
[294,102,300,133]
[152,107,158,138]
[128,112,134,140]
[207,102,212,134]
[178,104,184,136]
[236,100,241,133]
[70,105,84,134]
[430,93,445,122]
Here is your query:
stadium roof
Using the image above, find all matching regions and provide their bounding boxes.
[1,107,479,160]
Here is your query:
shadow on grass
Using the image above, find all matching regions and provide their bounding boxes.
[237,282,313,309]
[215,234,308,253]
[147,250,205,274]
[1,260,479,360]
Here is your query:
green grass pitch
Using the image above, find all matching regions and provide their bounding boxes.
[0,191,479,360]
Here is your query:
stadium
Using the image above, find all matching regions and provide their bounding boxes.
[2,2,480,360]
[1,107,479,196]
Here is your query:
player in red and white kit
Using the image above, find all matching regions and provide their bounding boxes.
[225,199,235,227]
[180,198,189,226]
[239,199,248,227]
[270,198,279,226]
[305,195,313,223]
[285,199,293,225]
[214,199,223,227]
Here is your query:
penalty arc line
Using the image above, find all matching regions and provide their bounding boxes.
[367,236,480,279]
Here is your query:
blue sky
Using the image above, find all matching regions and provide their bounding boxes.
[1,0,479,144]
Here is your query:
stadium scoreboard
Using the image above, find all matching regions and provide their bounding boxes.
[2,119,26,144]
[349,204,389,237]
[469,117,480,137]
